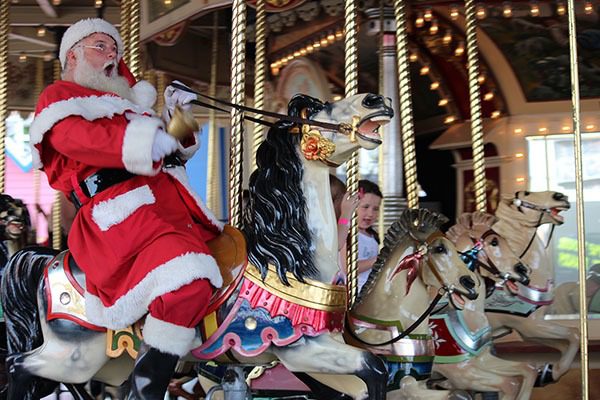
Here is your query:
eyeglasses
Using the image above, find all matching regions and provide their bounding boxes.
[80,42,118,56]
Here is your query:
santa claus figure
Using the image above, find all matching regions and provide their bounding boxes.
[29,18,223,399]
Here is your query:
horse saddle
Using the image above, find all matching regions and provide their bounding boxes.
[44,225,248,356]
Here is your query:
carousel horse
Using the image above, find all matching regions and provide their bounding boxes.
[1,93,394,400]
[343,208,481,400]
[487,190,578,385]
[429,212,537,400]
[0,193,31,269]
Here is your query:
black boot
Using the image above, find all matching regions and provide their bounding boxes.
[127,343,179,400]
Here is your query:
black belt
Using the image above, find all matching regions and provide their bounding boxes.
[71,168,135,209]
[70,155,184,209]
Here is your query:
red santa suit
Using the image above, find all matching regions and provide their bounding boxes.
[30,72,223,356]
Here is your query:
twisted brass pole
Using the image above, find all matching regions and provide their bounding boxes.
[128,0,141,79]
[567,1,589,398]
[394,0,418,209]
[377,1,385,243]
[0,0,8,193]
[155,71,166,114]
[465,0,486,212]
[229,0,247,228]
[120,0,132,66]
[52,59,62,250]
[207,12,219,214]
[344,0,359,309]
[251,0,266,172]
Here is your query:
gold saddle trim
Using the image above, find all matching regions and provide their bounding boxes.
[244,263,347,312]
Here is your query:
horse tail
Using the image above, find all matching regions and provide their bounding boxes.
[0,246,58,398]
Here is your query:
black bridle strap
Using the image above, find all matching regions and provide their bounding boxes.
[171,82,347,133]
[345,292,443,347]
[189,99,275,128]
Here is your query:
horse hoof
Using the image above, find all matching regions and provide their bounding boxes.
[534,363,555,387]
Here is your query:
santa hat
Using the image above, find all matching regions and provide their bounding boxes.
[59,18,124,68]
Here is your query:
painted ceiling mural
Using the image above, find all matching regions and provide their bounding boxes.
[480,13,600,101]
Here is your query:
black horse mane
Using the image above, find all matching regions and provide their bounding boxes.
[242,94,330,285]
[355,208,449,305]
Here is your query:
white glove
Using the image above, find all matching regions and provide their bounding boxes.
[164,80,197,113]
[151,129,179,162]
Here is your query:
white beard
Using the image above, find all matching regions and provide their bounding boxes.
[73,56,135,103]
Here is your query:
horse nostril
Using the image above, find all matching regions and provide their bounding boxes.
[362,94,384,108]
[459,275,476,290]
[514,263,528,275]
[553,192,566,201]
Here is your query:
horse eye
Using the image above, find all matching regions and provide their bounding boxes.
[524,191,530,196]
[434,244,446,254]
[491,238,499,246]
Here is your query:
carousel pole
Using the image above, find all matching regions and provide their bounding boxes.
[229,0,247,228]
[394,0,418,208]
[377,0,385,242]
[251,0,266,171]
[128,0,141,79]
[0,0,8,193]
[464,0,486,212]
[344,0,359,309]
[566,1,589,398]
[52,59,62,250]
[207,12,220,214]
[120,0,132,66]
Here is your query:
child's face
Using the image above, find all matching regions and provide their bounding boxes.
[357,193,381,231]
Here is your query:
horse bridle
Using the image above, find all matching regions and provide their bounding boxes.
[512,191,554,257]
[459,229,507,281]
[170,82,360,140]
[345,231,463,347]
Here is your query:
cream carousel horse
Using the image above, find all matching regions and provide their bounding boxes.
[344,208,481,400]
[487,191,578,385]
[1,93,394,400]
[429,212,537,400]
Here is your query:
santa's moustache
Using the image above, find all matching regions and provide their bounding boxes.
[73,53,134,102]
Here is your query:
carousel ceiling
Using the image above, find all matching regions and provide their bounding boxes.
[6,0,600,134]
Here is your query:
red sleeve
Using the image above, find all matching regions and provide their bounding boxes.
[45,114,129,169]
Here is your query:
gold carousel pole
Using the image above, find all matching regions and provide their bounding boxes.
[394,0,418,208]
[128,0,141,79]
[120,0,132,65]
[207,12,219,214]
[345,0,359,309]
[0,0,8,193]
[229,0,247,228]
[251,0,266,171]
[377,0,385,243]
[464,0,486,212]
[567,1,589,398]
[52,60,62,250]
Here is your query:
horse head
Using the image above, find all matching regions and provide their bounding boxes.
[287,93,393,167]
[499,190,570,228]
[356,209,479,317]
[447,212,531,296]
[0,194,29,241]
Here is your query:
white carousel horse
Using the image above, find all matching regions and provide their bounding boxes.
[487,190,579,385]
[429,212,537,400]
[0,93,394,400]
[344,208,481,400]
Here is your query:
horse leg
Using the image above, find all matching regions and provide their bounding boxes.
[271,334,387,400]
[502,317,579,381]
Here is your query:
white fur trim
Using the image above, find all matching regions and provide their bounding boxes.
[143,314,196,356]
[132,80,157,109]
[122,113,163,175]
[59,18,123,67]
[85,252,223,329]
[30,95,155,169]
[177,132,201,160]
[91,185,155,231]
[164,167,224,231]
